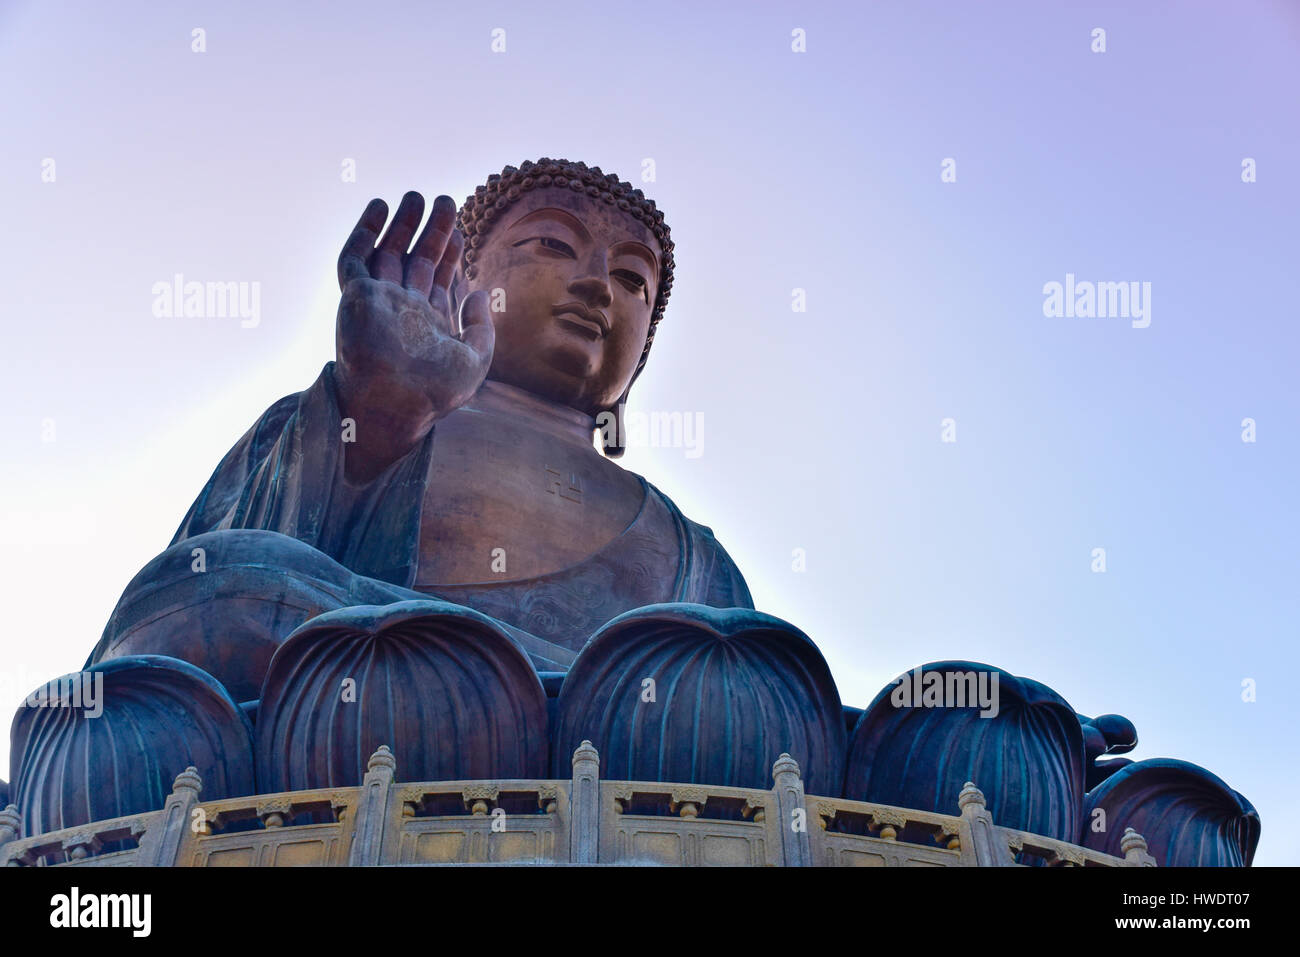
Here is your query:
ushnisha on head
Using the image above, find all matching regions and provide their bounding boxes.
[454,159,674,448]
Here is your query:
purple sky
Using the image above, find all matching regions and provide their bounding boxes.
[1,0,1296,862]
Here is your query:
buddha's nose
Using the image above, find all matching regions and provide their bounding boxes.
[568,264,613,309]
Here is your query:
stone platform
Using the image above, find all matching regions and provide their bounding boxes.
[0,745,1155,868]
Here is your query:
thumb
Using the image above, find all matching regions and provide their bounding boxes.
[458,289,495,363]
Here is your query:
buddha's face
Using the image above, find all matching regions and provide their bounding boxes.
[458,187,661,416]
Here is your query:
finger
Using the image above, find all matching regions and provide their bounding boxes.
[427,231,464,336]
[405,195,458,296]
[371,191,424,283]
[431,229,464,297]
[337,198,389,290]
[426,230,464,330]
[403,255,437,300]
[458,289,495,365]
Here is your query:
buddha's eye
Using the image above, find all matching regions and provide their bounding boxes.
[515,236,576,258]
[613,269,649,304]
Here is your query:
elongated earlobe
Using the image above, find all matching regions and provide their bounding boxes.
[599,392,629,458]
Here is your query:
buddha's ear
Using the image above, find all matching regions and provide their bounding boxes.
[598,389,631,459]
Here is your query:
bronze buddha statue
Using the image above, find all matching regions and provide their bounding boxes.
[6,162,1258,869]
[92,159,751,689]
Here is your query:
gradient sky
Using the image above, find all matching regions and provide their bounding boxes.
[1,0,1296,863]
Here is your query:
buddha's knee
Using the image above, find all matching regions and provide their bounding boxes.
[88,529,409,703]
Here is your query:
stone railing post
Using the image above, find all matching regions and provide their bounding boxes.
[0,804,22,864]
[570,741,600,864]
[772,753,811,867]
[136,767,203,866]
[1120,827,1157,867]
[958,781,1014,867]
[349,745,396,866]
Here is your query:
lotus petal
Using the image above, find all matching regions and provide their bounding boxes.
[845,661,1085,842]
[255,600,548,791]
[1082,758,1259,866]
[552,604,845,795]
[10,655,254,837]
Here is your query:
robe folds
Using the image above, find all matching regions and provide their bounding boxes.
[169,363,753,662]
[174,362,432,588]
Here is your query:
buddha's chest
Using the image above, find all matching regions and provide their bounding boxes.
[414,407,649,587]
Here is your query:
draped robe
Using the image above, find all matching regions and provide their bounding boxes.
[169,362,753,667]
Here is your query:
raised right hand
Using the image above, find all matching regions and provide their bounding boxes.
[333,192,494,479]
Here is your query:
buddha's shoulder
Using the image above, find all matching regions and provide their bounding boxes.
[635,478,753,608]
[638,478,739,558]
[247,363,335,438]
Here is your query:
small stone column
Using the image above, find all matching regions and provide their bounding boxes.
[772,753,811,867]
[0,804,22,864]
[570,741,600,864]
[958,781,1014,867]
[348,745,396,866]
[1121,827,1157,867]
[136,767,203,866]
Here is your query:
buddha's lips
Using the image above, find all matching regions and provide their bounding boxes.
[552,303,608,339]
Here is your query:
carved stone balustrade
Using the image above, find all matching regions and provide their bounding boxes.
[0,746,1148,868]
